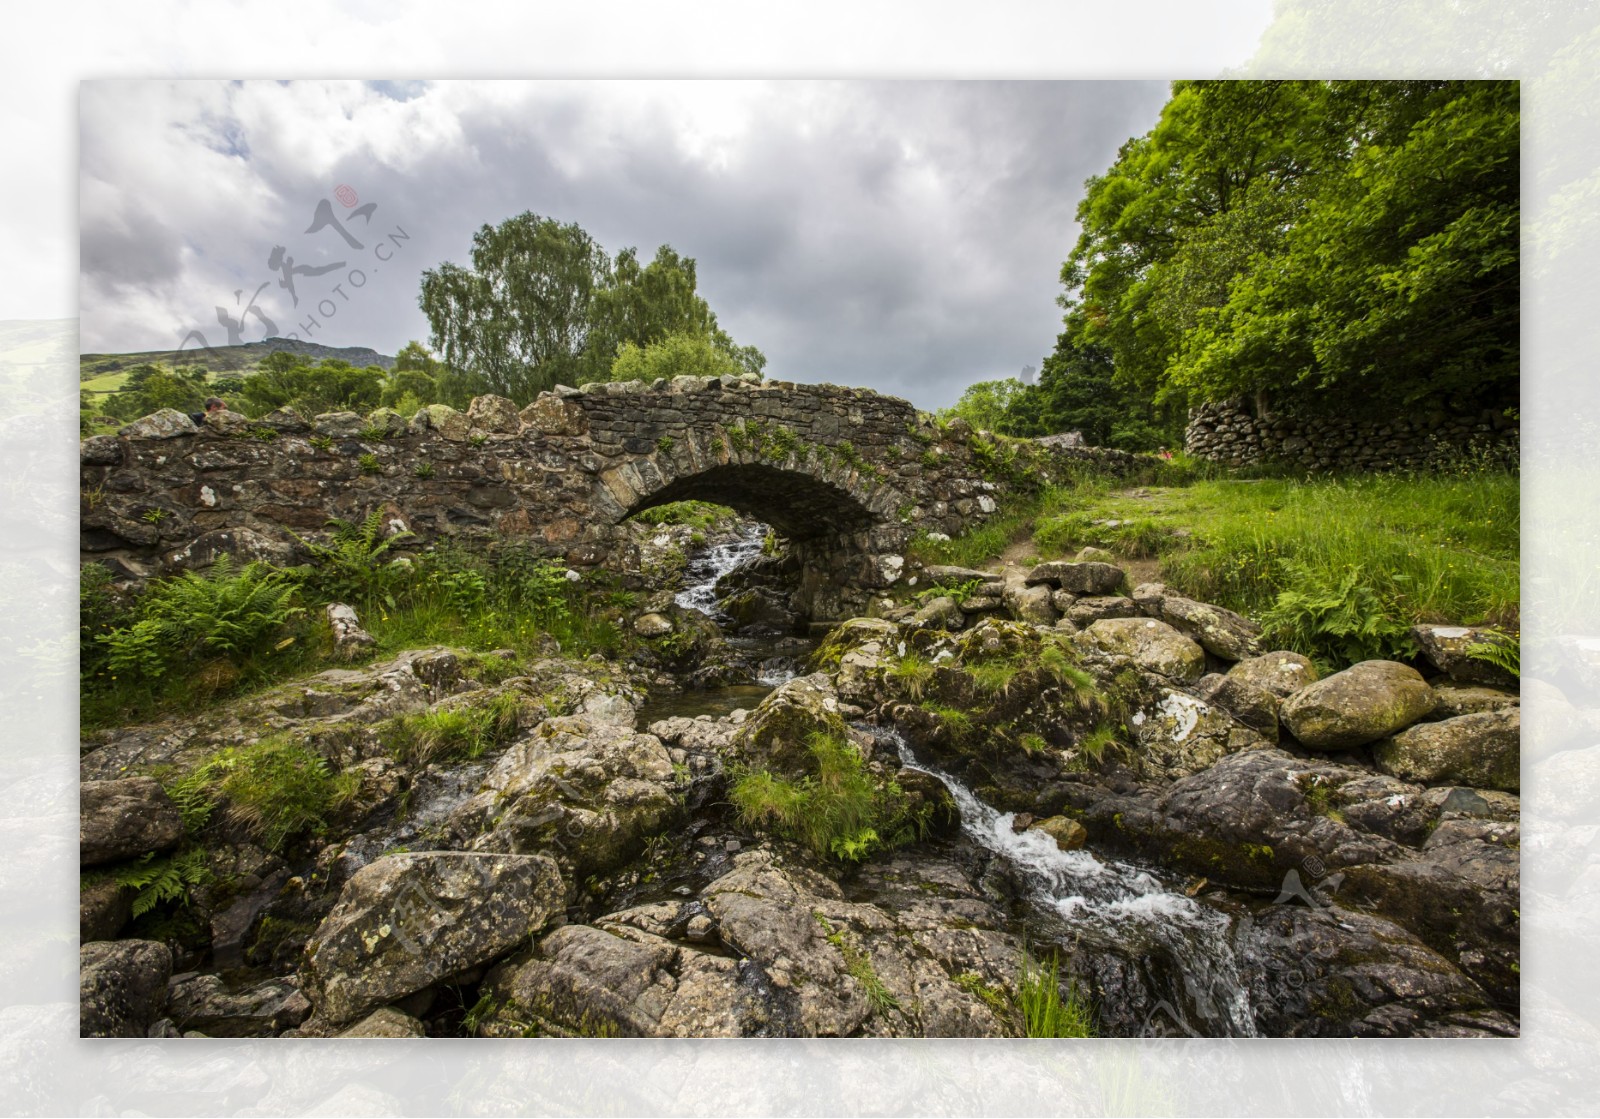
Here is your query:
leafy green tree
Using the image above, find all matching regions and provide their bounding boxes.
[419,213,612,402]
[420,214,765,402]
[107,363,210,420]
[1060,80,1518,419]
[1164,81,1519,410]
[235,354,385,417]
[939,378,1031,433]
[378,340,479,412]
[607,330,751,383]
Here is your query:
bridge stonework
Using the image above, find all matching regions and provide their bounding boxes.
[80,377,1021,620]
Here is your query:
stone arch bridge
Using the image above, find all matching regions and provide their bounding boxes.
[80,377,1124,620]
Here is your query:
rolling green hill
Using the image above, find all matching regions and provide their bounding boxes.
[79,337,396,382]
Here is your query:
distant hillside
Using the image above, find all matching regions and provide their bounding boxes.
[80,337,397,382]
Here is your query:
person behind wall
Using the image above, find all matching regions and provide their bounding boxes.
[189,396,227,425]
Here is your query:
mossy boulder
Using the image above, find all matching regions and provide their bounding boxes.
[80,939,174,1037]
[311,410,365,437]
[731,673,848,777]
[1281,660,1434,751]
[1077,617,1206,683]
[1411,624,1518,688]
[363,407,409,437]
[303,852,563,1026]
[1127,679,1267,781]
[908,595,965,631]
[80,777,184,866]
[1372,710,1520,792]
[1226,650,1320,700]
[1194,672,1280,739]
[1131,582,1261,662]
[466,393,522,434]
[464,715,681,879]
[1026,561,1125,595]
[1030,815,1087,850]
[1429,680,1520,720]
[409,403,471,441]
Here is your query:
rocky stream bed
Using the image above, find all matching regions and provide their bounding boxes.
[79,520,1521,1038]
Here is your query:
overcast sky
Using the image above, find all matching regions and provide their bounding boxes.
[79,79,1170,410]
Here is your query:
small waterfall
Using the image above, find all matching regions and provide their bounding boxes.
[873,725,1258,1037]
[674,522,767,615]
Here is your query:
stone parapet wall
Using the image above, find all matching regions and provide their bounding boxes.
[1184,400,1518,471]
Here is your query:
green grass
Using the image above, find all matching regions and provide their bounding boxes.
[80,370,133,395]
[967,660,1020,695]
[816,913,900,1016]
[924,703,975,740]
[169,735,358,853]
[1016,949,1095,1037]
[909,494,1051,568]
[886,650,936,699]
[730,731,926,862]
[910,465,1518,669]
[632,500,739,533]
[379,693,524,766]
[81,535,628,731]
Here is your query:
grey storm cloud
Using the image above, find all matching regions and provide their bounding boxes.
[79,79,1170,410]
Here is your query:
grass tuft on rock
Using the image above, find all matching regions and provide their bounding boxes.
[379,692,524,766]
[731,731,926,863]
[172,735,358,852]
[1016,949,1095,1038]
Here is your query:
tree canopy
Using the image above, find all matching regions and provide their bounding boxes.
[419,213,764,403]
[957,80,1519,448]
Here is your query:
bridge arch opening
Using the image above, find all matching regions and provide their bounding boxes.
[622,462,878,540]
[616,460,902,627]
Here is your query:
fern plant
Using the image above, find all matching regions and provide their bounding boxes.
[144,554,303,658]
[91,848,213,918]
[1464,628,1520,678]
[293,511,415,610]
[95,556,301,679]
[1261,561,1415,667]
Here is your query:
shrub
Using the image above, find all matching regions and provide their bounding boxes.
[80,562,131,677]
[1260,561,1416,666]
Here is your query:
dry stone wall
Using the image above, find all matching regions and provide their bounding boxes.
[1184,400,1518,471]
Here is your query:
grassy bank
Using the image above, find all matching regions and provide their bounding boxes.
[79,528,629,731]
[912,463,1519,667]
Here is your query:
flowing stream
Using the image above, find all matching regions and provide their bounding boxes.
[874,723,1258,1036]
[674,523,769,615]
